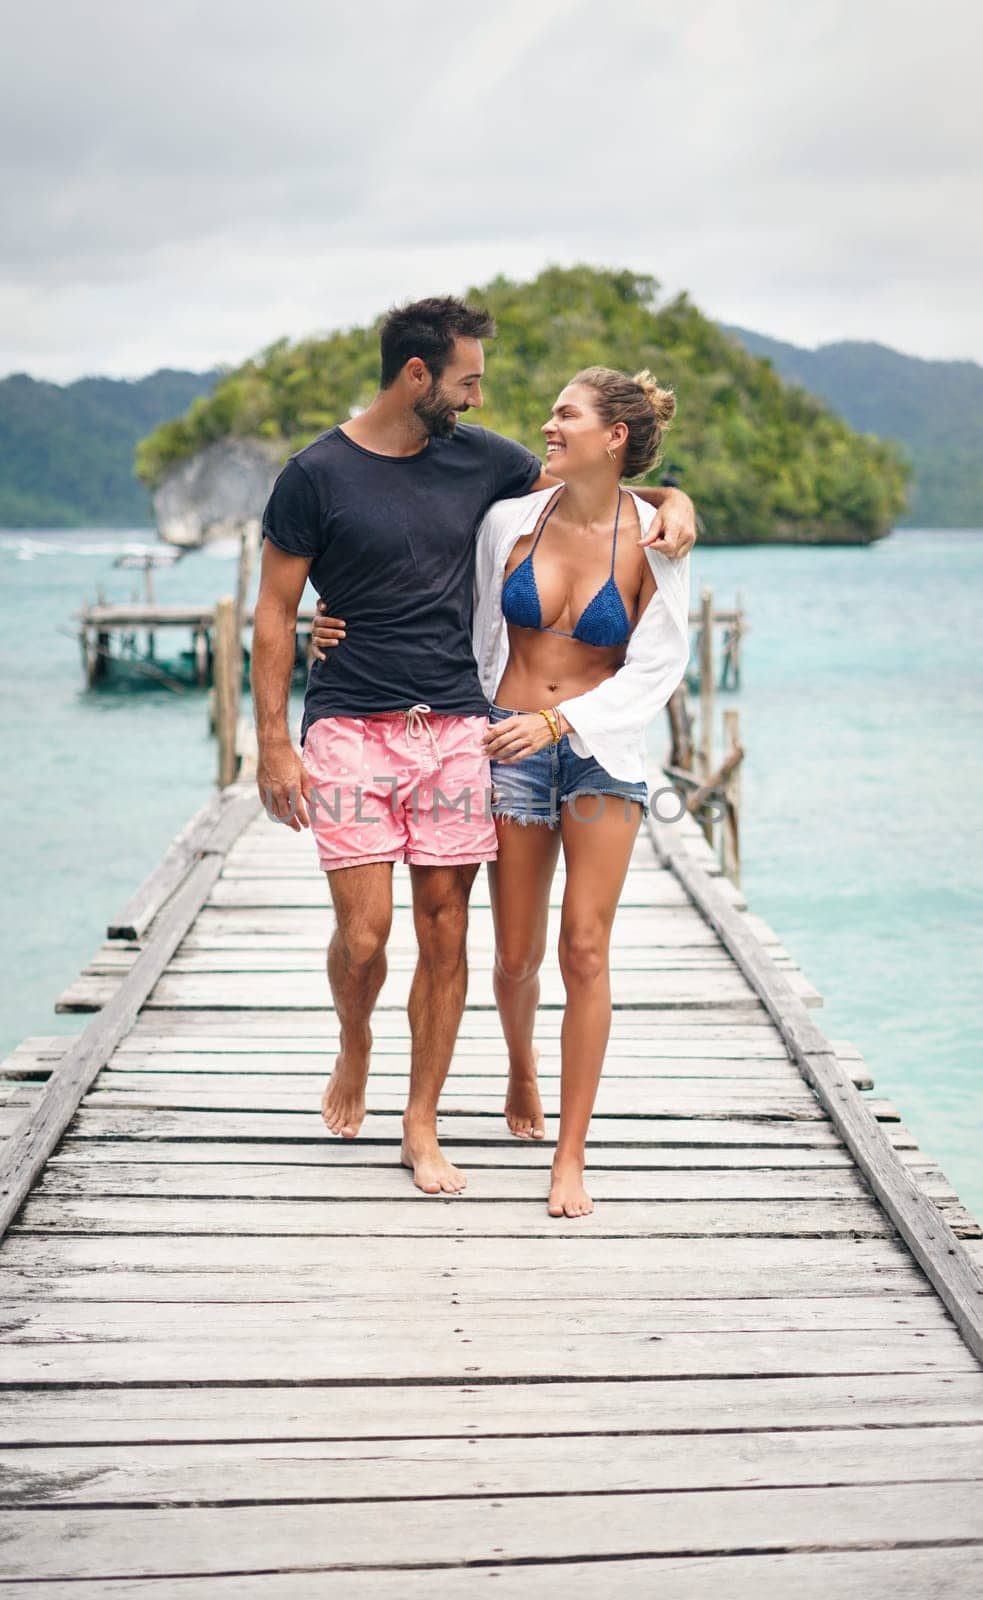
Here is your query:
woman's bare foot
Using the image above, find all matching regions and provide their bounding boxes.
[321,1030,371,1138]
[505,1047,545,1139]
[401,1118,467,1195]
[548,1150,593,1218]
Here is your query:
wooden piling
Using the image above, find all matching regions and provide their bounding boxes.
[699,587,714,774]
[193,624,209,689]
[667,685,694,771]
[698,587,715,843]
[721,707,743,884]
[212,595,240,790]
[235,520,261,640]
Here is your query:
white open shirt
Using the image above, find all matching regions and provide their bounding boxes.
[472,486,692,783]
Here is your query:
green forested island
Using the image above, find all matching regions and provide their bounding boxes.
[136,267,908,545]
[0,369,217,527]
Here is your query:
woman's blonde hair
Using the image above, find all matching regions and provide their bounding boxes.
[571,365,676,477]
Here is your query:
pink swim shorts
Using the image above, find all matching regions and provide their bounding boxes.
[300,708,499,873]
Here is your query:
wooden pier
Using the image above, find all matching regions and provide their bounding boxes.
[77,602,317,689]
[2,780,983,1592]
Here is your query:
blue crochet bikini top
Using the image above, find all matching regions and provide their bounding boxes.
[500,488,631,648]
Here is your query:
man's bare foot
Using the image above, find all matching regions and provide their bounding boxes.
[321,1034,371,1138]
[548,1151,593,1218]
[505,1047,545,1140]
[401,1119,466,1195]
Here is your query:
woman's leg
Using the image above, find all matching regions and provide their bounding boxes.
[487,817,562,1138]
[552,794,643,1216]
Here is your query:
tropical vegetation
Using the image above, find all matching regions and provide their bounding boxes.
[136,266,909,544]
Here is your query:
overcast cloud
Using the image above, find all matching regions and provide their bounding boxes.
[2,0,980,380]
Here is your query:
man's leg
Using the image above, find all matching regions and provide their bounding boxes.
[401,861,481,1194]
[321,861,394,1138]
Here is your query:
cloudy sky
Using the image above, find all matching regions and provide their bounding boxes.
[2,0,979,381]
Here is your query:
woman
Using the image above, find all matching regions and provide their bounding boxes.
[313,368,690,1216]
[471,367,690,1216]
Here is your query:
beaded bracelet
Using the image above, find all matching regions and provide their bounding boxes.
[538,707,561,745]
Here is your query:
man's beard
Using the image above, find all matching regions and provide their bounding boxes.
[412,382,463,440]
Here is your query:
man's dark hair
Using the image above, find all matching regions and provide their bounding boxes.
[379,296,496,388]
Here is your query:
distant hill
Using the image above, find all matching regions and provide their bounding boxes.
[137,266,909,545]
[721,327,983,527]
[0,369,219,528]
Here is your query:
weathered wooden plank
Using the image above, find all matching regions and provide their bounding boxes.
[0,793,262,1243]
[1,1323,977,1385]
[57,966,822,1014]
[49,1106,917,1147]
[83,1055,875,1091]
[36,1161,956,1206]
[86,945,807,975]
[204,872,749,911]
[2,1482,981,1581]
[0,1233,933,1300]
[82,1052,864,1084]
[13,1019,806,1053]
[119,1023,799,1049]
[3,1264,939,1307]
[185,903,785,940]
[169,928,785,957]
[8,1023,824,1063]
[648,814,983,1365]
[0,1548,980,1600]
[176,902,775,943]
[40,1139,937,1172]
[79,1076,876,1123]
[3,1372,982,1445]
[4,1424,982,1508]
[69,1094,906,1137]
[87,1068,833,1098]
[121,1005,777,1035]
[89,1054,875,1093]
[1,1294,962,1349]
[185,899,754,932]
[9,1193,902,1238]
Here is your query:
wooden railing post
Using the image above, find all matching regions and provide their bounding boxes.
[213,595,241,789]
[193,624,209,689]
[698,587,715,842]
[667,685,694,772]
[732,590,744,687]
[721,707,742,885]
[235,520,261,641]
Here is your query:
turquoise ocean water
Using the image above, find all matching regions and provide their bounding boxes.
[1,526,980,1220]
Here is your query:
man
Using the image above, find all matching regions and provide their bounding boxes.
[254,296,695,1195]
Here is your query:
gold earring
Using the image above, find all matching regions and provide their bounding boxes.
[606,447,616,461]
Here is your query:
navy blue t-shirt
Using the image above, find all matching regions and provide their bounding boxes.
[262,423,540,738]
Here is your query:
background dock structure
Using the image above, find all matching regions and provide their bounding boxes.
[76,600,318,689]
[1,777,983,1592]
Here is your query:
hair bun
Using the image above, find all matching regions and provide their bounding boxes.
[632,368,676,427]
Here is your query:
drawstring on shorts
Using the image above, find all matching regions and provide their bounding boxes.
[403,703,443,770]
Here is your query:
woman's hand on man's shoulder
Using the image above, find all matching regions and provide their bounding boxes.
[635,487,697,558]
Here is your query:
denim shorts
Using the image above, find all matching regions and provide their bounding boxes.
[487,704,650,828]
